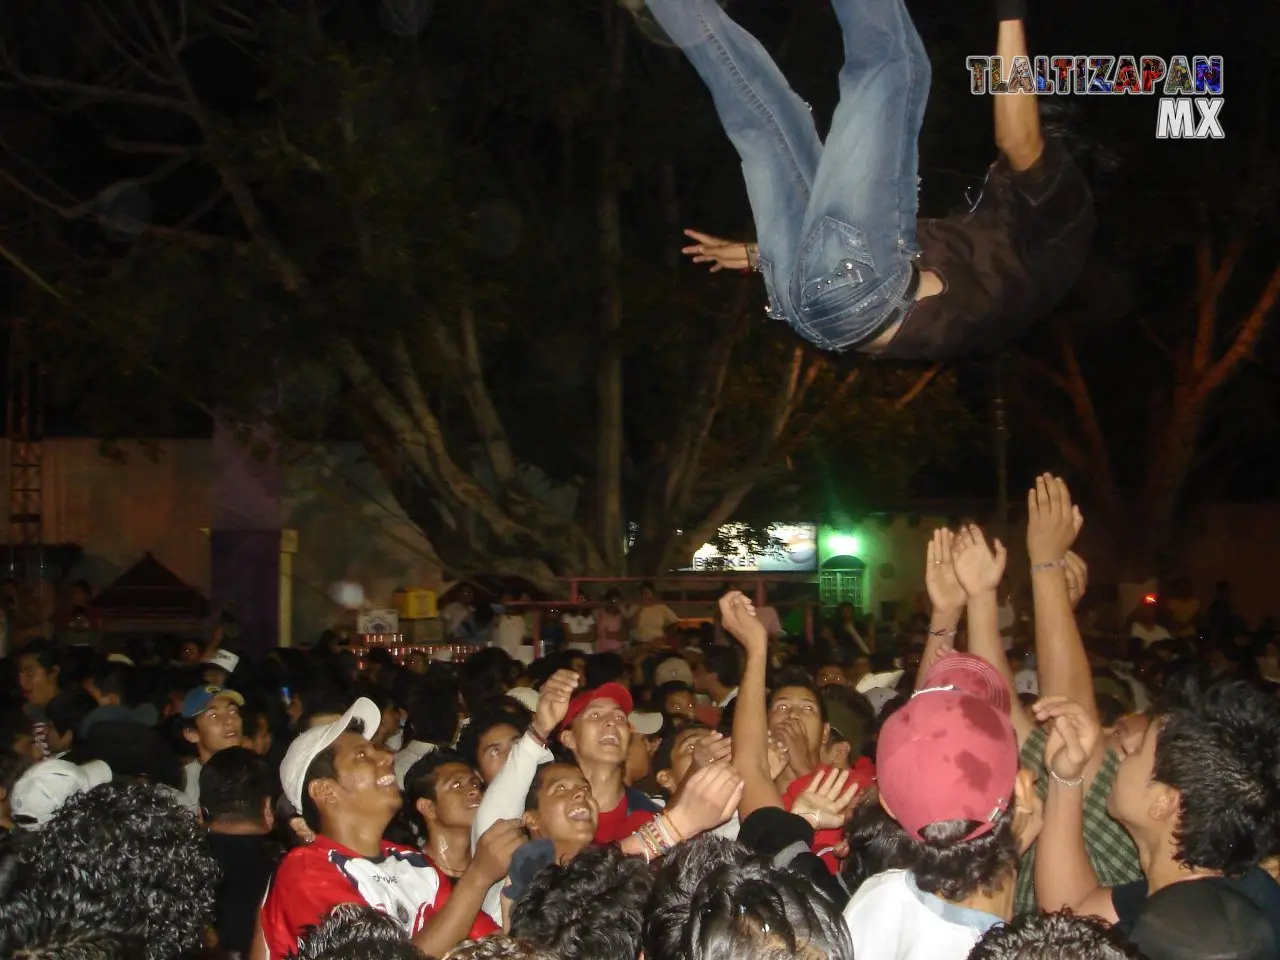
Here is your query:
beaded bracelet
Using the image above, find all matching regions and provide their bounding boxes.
[1030,558,1067,574]
[928,627,958,638]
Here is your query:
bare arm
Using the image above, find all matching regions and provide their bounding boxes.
[1030,697,1118,922]
[721,592,786,818]
[917,529,967,689]
[993,19,1045,171]
[951,524,1035,743]
[1026,477,1098,723]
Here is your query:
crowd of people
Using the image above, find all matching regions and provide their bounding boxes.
[1,474,1278,960]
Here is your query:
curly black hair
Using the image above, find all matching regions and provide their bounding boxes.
[445,936,559,960]
[0,783,218,960]
[1153,680,1280,873]
[901,810,1019,902]
[969,909,1142,960]
[455,703,530,774]
[2,898,145,960]
[645,835,854,960]
[200,745,274,823]
[291,903,426,960]
[510,844,653,960]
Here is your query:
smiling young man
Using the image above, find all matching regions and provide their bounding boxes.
[557,682,662,844]
[258,698,522,960]
[180,684,245,809]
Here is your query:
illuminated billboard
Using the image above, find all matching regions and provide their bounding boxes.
[686,523,818,573]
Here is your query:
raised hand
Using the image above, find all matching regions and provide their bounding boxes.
[925,528,967,616]
[719,591,767,656]
[532,669,580,740]
[951,524,1008,597]
[666,763,746,838]
[771,716,816,778]
[682,229,752,272]
[1032,696,1100,783]
[471,819,526,884]
[790,767,860,830]
[1026,474,1083,566]
[690,731,733,773]
[1064,551,1089,610]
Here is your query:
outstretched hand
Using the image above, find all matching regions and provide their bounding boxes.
[1027,474,1083,566]
[952,524,1008,597]
[682,229,751,272]
[925,528,967,616]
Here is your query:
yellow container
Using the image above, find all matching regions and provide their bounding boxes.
[398,589,438,620]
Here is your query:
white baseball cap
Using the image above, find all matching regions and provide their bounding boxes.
[856,670,905,695]
[505,687,539,712]
[280,698,382,814]
[11,758,112,830]
[205,649,240,674]
[862,685,900,717]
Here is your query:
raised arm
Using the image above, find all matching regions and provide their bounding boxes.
[952,524,1035,743]
[916,529,966,689]
[1029,696,1119,923]
[1026,476,1097,723]
[720,591,786,818]
[993,16,1045,171]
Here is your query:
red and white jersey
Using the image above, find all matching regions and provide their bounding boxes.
[260,835,491,959]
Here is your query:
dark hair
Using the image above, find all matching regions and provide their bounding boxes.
[510,844,653,960]
[840,790,913,895]
[404,680,462,746]
[293,903,426,960]
[0,783,218,960]
[87,662,137,707]
[2,902,145,960]
[402,750,473,839]
[445,936,559,960]
[459,649,519,714]
[652,722,712,780]
[902,810,1019,902]
[645,835,854,960]
[586,652,627,689]
[456,704,530,771]
[969,909,1143,960]
[653,680,695,709]
[296,679,353,724]
[701,647,741,689]
[1152,680,1280,874]
[44,691,95,741]
[18,640,61,675]
[768,670,828,724]
[199,746,274,823]
[300,719,363,830]
[523,761,574,812]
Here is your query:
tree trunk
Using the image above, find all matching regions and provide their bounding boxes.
[595,6,627,572]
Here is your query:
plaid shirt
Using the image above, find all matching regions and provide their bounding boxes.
[1014,726,1143,914]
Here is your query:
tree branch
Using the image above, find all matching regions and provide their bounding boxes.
[1195,260,1280,402]
[895,363,943,409]
[428,304,518,487]
[103,136,197,156]
[382,332,536,549]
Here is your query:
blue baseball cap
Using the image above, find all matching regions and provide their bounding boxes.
[181,685,244,719]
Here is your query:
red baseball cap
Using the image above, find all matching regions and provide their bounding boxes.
[560,682,634,730]
[875,685,1018,841]
[918,652,1011,714]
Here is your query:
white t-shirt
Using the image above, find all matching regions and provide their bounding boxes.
[562,613,596,636]
[182,758,202,810]
[394,740,438,790]
[1131,622,1173,648]
[493,614,529,654]
[843,870,1001,960]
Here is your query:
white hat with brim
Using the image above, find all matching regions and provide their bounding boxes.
[856,670,904,694]
[629,711,664,736]
[11,758,112,830]
[505,687,540,712]
[204,649,240,673]
[280,697,383,814]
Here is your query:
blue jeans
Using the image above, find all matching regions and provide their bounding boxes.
[645,0,931,350]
